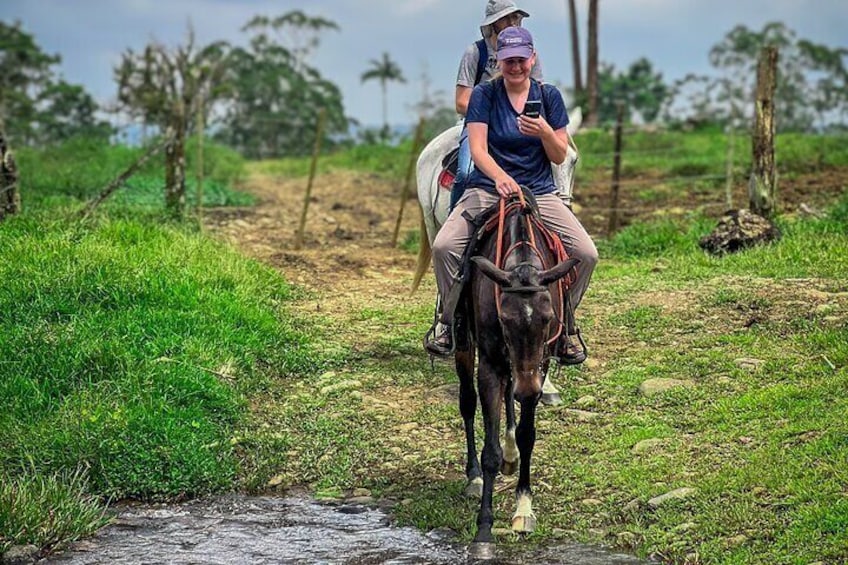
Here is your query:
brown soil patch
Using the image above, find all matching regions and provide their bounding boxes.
[205,171,424,328]
[206,165,847,299]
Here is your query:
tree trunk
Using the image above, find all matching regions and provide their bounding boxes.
[165,106,187,217]
[0,129,20,221]
[568,0,583,99]
[608,102,624,236]
[381,81,389,141]
[196,93,205,219]
[749,46,778,218]
[585,0,599,127]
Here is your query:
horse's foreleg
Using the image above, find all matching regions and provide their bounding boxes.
[456,348,481,498]
[512,398,538,533]
[472,363,503,548]
[501,378,518,476]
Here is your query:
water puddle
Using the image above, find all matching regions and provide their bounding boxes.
[43,494,644,564]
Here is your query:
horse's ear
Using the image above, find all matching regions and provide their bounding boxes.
[567,106,583,136]
[538,257,580,287]
[471,256,511,287]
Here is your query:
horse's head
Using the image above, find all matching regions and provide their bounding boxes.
[471,255,579,402]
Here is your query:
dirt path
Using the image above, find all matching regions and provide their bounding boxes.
[205,171,427,338]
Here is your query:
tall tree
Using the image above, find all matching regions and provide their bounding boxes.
[668,22,848,132]
[38,82,113,142]
[361,52,407,141]
[115,25,229,216]
[215,11,347,158]
[0,21,57,145]
[597,58,669,124]
[0,21,109,145]
[568,0,583,100]
[585,0,599,127]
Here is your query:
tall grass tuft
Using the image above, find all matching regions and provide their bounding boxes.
[0,468,109,555]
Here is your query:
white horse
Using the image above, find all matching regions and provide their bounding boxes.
[413,107,583,405]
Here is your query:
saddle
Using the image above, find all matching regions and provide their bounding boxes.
[437,147,460,190]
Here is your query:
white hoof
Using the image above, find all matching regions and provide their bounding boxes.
[540,392,562,406]
[512,493,536,533]
[541,377,562,406]
[464,477,483,499]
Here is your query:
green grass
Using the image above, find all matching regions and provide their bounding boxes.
[251,137,419,180]
[0,469,109,553]
[0,212,325,554]
[16,135,252,212]
[3,132,847,563]
[574,129,848,179]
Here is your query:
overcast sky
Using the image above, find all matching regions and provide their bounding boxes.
[4,0,846,128]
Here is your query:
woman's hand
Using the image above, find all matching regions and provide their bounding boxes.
[494,173,521,198]
[517,114,552,139]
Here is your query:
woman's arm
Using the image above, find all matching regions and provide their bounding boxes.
[468,122,521,197]
[455,86,472,116]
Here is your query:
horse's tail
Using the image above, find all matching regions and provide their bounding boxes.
[411,211,432,295]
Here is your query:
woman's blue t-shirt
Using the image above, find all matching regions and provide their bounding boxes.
[465,78,569,196]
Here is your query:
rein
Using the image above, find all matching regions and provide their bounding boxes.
[484,193,572,344]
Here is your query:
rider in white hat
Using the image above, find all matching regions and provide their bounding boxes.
[451,0,543,210]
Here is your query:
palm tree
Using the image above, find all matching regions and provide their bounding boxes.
[360,52,406,140]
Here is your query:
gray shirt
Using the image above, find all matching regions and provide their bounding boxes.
[455,38,544,88]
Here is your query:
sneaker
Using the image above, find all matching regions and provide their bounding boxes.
[425,323,454,357]
[556,332,586,365]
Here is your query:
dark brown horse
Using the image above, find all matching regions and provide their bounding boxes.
[453,196,578,558]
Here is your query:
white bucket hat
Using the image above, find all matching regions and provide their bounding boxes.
[480,0,530,37]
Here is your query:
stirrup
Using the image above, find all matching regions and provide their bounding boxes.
[556,328,587,366]
[424,322,455,357]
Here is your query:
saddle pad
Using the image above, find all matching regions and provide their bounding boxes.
[438,169,455,190]
[438,146,461,190]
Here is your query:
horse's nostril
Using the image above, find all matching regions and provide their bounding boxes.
[513,375,542,402]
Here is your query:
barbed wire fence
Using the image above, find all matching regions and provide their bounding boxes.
[98,75,788,243]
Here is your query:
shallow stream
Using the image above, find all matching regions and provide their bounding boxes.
[42,494,645,564]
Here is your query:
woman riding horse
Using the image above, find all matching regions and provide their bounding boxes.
[426,26,598,365]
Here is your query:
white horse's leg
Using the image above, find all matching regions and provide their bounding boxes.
[501,426,518,476]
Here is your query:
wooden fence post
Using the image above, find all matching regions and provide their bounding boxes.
[725,127,735,210]
[0,129,20,221]
[607,102,624,236]
[295,108,327,250]
[749,46,778,217]
[195,92,205,221]
[392,116,427,248]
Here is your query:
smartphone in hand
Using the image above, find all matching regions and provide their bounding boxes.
[522,100,542,118]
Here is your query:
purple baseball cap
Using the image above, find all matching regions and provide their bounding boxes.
[496,27,534,60]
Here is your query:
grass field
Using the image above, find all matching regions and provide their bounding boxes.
[1,131,846,564]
